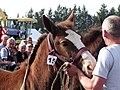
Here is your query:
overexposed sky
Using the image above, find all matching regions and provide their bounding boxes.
[0,0,120,18]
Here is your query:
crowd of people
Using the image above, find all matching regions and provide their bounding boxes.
[0,35,33,71]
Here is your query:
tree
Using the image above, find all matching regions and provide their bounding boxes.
[53,5,63,22]
[34,12,40,30]
[52,5,71,23]
[37,9,45,33]
[74,6,81,32]
[97,4,109,22]
[116,5,120,16]
[92,15,100,25]
[75,5,93,33]
[17,13,19,18]
[47,8,53,20]
[109,7,116,15]
[26,8,34,18]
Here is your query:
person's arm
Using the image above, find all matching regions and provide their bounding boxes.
[77,68,106,90]
[0,60,11,65]
[67,64,106,90]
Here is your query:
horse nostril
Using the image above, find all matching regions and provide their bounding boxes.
[86,65,88,68]
[87,65,93,70]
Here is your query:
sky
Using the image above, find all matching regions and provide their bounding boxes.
[0,0,120,18]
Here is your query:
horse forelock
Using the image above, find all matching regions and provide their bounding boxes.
[56,20,75,31]
[83,24,102,47]
[82,24,105,59]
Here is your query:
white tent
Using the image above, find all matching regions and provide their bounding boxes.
[29,29,42,44]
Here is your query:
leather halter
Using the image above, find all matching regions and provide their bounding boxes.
[72,47,88,65]
[47,34,67,62]
[47,33,88,65]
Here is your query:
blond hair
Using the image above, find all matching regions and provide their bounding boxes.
[7,37,15,45]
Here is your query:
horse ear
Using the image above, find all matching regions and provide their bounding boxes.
[66,11,74,23]
[65,11,75,30]
[42,15,57,35]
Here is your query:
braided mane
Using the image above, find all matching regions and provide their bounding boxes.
[19,33,47,68]
[28,33,47,65]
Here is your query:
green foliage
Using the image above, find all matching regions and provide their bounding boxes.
[34,9,45,33]
[26,8,34,18]
[109,7,116,15]
[75,5,93,33]
[24,4,120,33]
[97,3,109,22]
[116,5,120,16]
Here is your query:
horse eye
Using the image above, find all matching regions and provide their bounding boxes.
[60,40,68,47]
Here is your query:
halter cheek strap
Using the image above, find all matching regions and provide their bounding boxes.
[73,47,88,65]
[47,34,67,62]
[47,34,55,52]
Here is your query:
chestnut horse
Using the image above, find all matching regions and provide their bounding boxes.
[83,25,106,59]
[0,11,96,90]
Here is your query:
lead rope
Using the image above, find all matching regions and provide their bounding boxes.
[60,71,66,90]
[64,74,70,90]
[20,62,29,90]
[51,62,70,90]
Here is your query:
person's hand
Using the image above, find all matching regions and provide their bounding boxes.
[67,64,78,77]
[82,61,94,78]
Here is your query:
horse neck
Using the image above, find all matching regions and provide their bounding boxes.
[30,37,49,74]
[30,38,59,89]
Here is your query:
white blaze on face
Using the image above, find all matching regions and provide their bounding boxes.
[65,29,85,50]
[65,30,96,77]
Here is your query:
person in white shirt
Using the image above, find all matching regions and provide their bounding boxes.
[0,35,10,67]
[1,37,16,71]
[0,35,9,60]
[67,15,120,90]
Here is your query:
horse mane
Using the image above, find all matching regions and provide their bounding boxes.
[19,33,47,68]
[82,24,106,59]
[83,24,102,46]
[28,33,47,65]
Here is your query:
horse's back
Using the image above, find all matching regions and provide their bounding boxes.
[0,68,11,76]
[0,68,26,90]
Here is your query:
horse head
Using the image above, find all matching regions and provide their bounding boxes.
[42,11,96,78]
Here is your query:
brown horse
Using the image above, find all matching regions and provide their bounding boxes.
[0,11,96,90]
[82,24,106,59]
